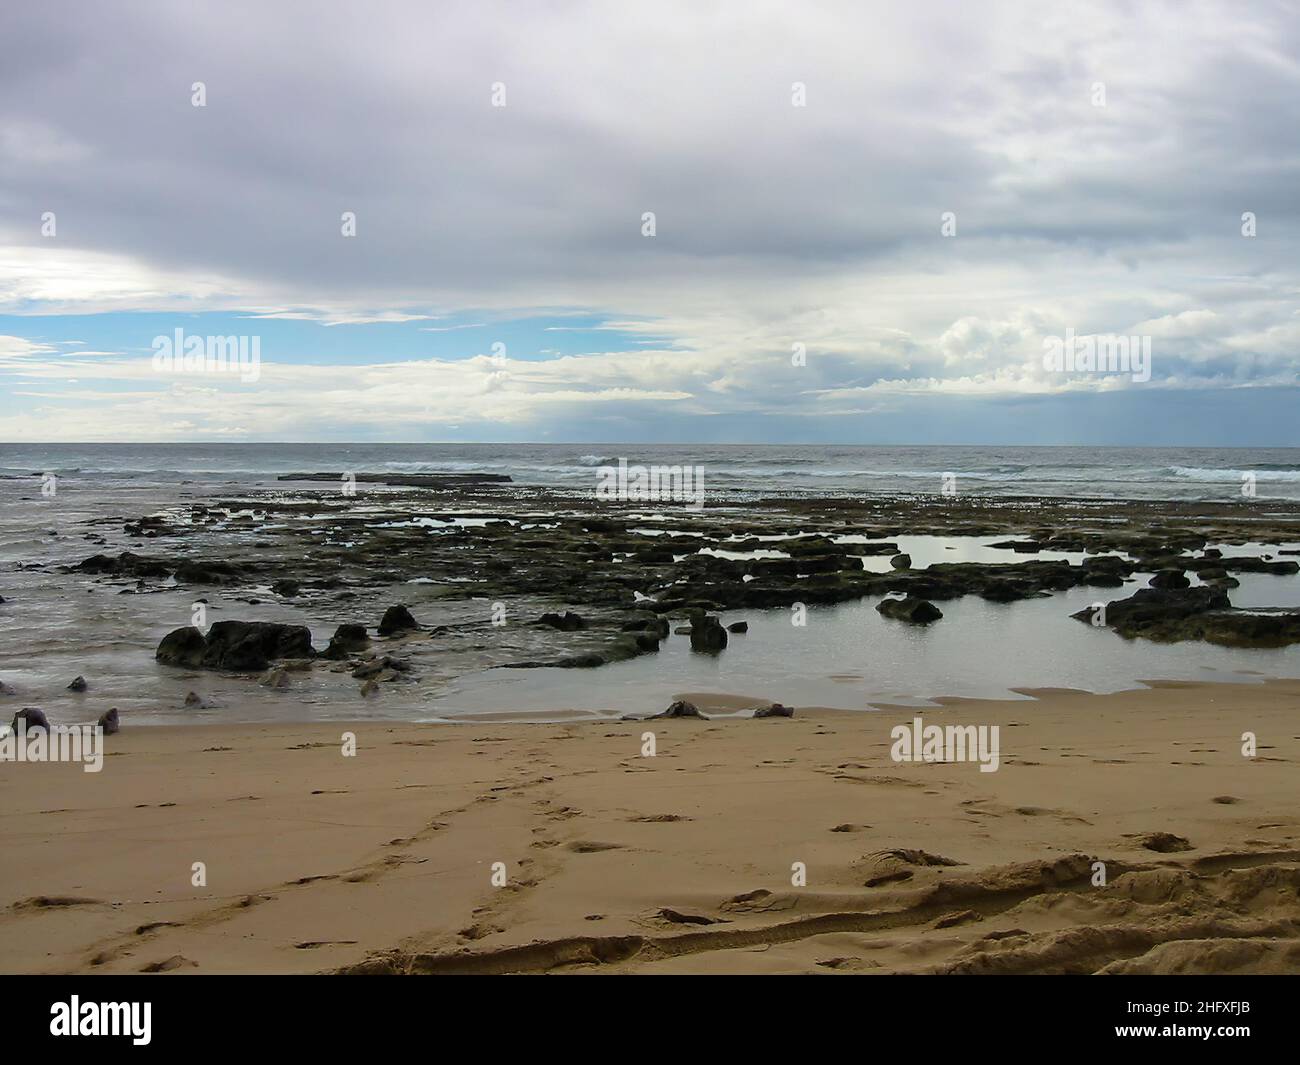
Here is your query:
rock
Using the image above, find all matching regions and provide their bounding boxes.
[890,553,912,570]
[652,700,707,719]
[173,559,244,584]
[157,621,314,672]
[979,580,1036,602]
[689,615,728,652]
[1075,585,1300,646]
[603,632,661,663]
[97,707,119,735]
[876,596,943,624]
[183,691,204,708]
[10,707,50,732]
[270,578,301,597]
[1072,586,1226,638]
[67,675,87,692]
[260,668,291,688]
[360,679,380,697]
[1149,569,1190,589]
[74,551,172,579]
[538,611,585,632]
[621,613,670,639]
[352,655,411,680]
[753,702,793,718]
[0,681,14,697]
[377,604,418,636]
[727,621,749,633]
[323,623,370,659]
[156,626,207,668]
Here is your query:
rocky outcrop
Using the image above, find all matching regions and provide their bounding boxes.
[74,552,171,579]
[156,621,315,672]
[1073,585,1300,646]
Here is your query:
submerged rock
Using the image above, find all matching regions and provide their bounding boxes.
[689,615,728,652]
[876,596,943,624]
[538,610,585,631]
[727,621,749,633]
[66,675,87,692]
[1149,569,1190,590]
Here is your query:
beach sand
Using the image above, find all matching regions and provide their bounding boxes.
[2,679,1298,975]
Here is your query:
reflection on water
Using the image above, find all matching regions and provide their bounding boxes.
[430,569,1300,719]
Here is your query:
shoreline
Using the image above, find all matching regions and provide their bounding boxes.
[3,677,1297,975]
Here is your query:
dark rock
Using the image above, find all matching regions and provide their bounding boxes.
[377,604,418,636]
[538,611,585,631]
[1149,569,1190,589]
[890,553,912,570]
[10,707,50,732]
[203,621,315,671]
[1072,586,1228,639]
[727,621,749,633]
[183,691,203,708]
[157,621,315,672]
[270,578,301,597]
[173,559,244,584]
[66,676,87,692]
[652,700,707,719]
[156,626,207,668]
[876,596,943,624]
[753,702,793,718]
[352,655,411,679]
[324,623,371,659]
[979,580,1036,603]
[689,615,728,653]
[97,707,119,735]
[75,551,171,579]
[621,613,670,639]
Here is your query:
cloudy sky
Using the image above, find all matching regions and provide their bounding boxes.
[0,0,1296,443]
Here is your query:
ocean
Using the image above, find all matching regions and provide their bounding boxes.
[2,442,1299,724]
[4,443,1300,501]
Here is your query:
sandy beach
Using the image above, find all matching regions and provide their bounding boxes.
[3,678,1297,975]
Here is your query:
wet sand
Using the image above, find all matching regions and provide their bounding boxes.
[2,678,1298,974]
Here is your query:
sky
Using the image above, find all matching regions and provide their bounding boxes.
[0,0,1297,444]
